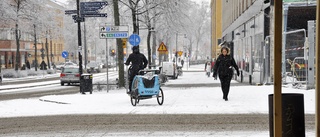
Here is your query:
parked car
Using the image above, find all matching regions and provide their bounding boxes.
[86,62,102,73]
[161,62,178,79]
[60,66,80,86]
[56,62,77,70]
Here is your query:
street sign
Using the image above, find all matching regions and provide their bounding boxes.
[178,51,183,57]
[62,51,69,58]
[100,32,129,39]
[81,6,101,11]
[80,10,99,14]
[80,1,108,17]
[82,13,107,17]
[129,34,141,46]
[157,42,168,52]
[80,1,108,7]
[100,25,129,32]
[65,10,77,15]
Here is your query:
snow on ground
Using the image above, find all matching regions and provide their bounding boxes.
[0,64,316,117]
[0,85,315,118]
[0,64,316,136]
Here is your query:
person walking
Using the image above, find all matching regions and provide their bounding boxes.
[181,59,184,67]
[26,60,31,69]
[124,46,148,94]
[213,46,240,101]
[205,61,211,77]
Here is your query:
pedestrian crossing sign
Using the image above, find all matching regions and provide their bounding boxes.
[157,42,168,52]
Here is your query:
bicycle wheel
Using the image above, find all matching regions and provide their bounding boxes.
[157,88,164,105]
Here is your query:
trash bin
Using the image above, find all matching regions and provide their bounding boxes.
[268,93,305,137]
[80,74,93,94]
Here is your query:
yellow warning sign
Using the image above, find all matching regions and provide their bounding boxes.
[157,42,168,52]
[178,51,183,57]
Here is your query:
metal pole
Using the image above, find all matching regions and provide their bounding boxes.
[282,4,289,77]
[273,0,283,136]
[175,33,178,67]
[106,39,109,93]
[84,22,87,70]
[126,40,129,93]
[76,0,83,93]
[315,0,320,135]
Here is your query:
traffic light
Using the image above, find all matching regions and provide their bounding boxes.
[122,38,127,48]
[123,50,126,56]
[110,49,116,56]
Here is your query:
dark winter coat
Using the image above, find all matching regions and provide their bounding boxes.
[213,54,239,78]
[125,51,148,70]
[125,47,148,80]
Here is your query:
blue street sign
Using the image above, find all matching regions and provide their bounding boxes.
[80,10,99,14]
[129,34,141,46]
[65,10,77,15]
[82,13,107,17]
[106,27,111,32]
[62,51,69,58]
[81,6,101,11]
[80,2,108,7]
[100,32,129,39]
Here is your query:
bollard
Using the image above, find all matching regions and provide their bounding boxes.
[268,93,305,137]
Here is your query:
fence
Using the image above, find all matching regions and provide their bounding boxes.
[264,21,316,89]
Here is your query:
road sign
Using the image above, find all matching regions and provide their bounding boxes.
[82,13,107,17]
[129,34,141,46]
[178,51,183,57]
[81,6,101,11]
[62,51,69,58]
[157,42,168,52]
[80,2,107,14]
[100,26,129,32]
[81,10,99,14]
[100,32,129,39]
[80,1,108,7]
[65,10,77,15]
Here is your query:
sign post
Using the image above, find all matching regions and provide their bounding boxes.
[99,25,129,92]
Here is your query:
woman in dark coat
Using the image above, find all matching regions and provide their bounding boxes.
[213,46,240,101]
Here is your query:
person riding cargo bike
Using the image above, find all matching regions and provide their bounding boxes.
[125,46,164,106]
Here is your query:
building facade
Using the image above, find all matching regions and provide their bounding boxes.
[213,0,317,85]
[211,0,222,59]
[0,0,65,69]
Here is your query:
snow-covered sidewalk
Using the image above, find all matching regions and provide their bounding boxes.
[0,64,315,118]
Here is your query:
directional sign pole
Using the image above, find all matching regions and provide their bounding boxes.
[106,38,109,93]
[77,0,84,94]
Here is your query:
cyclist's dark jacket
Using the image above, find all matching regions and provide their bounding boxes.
[125,46,148,80]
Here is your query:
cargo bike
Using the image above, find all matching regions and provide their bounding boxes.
[127,66,164,106]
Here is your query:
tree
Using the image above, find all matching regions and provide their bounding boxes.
[120,0,166,67]
[113,0,125,87]
[11,0,28,71]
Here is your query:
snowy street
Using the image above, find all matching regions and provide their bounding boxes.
[0,64,316,136]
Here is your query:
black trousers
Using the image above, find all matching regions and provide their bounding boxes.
[218,74,233,99]
[128,67,140,92]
